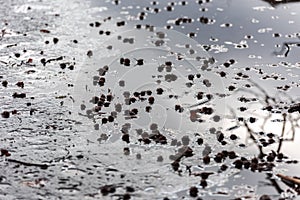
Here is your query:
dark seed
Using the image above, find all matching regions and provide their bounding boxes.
[197,138,203,145]
[124,147,130,155]
[1,111,10,118]
[145,106,151,112]
[157,155,163,162]
[120,57,125,64]
[60,63,66,69]
[135,59,144,65]
[233,159,243,169]
[277,153,284,160]
[91,96,99,104]
[102,118,108,124]
[116,21,125,27]
[87,50,93,57]
[12,93,26,98]
[214,154,223,163]
[197,92,203,100]
[259,195,271,200]
[41,58,46,66]
[188,74,195,81]
[199,107,213,115]
[220,164,228,171]
[106,94,113,102]
[203,155,210,164]
[267,154,275,162]
[53,37,59,44]
[144,90,151,95]
[244,161,250,169]
[171,160,180,171]
[126,186,135,193]
[217,132,224,142]
[249,117,256,123]
[228,151,237,159]
[165,61,172,66]
[189,186,198,197]
[229,134,238,140]
[148,96,155,104]
[100,185,116,196]
[156,88,164,95]
[220,71,226,77]
[140,91,146,96]
[200,179,207,188]
[124,58,130,66]
[30,109,35,115]
[228,85,236,91]
[2,80,8,87]
[108,116,114,122]
[95,21,101,27]
[68,66,74,70]
[229,59,235,64]
[123,193,131,200]
[223,62,230,68]
[16,81,24,88]
[0,149,11,157]
[122,134,130,143]
[166,6,172,11]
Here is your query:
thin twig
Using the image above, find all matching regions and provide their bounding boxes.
[277,113,287,154]
[244,121,265,158]
[7,158,49,169]
[266,173,284,194]
[277,173,300,185]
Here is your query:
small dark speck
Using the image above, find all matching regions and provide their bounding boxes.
[223,62,230,68]
[95,21,101,27]
[68,65,74,70]
[80,104,86,110]
[228,85,236,91]
[249,117,256,123]
[219,71,226,77]
[1,111,10,118]
[53,37,59,44]
[2,80,8,87]
[16,82,24,88]
[60,63,66,69]
[189,186,198,197]
[87,50,93,57]
[229,134,238,140]
[197,138,203,145]
[123,147,130,155]
[135,59,144,65]
[126,186,135,193]
[156,88,163,95]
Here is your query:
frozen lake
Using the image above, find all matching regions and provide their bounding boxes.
[0,0,299,199]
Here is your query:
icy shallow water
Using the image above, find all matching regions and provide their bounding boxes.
[0,0,299,199]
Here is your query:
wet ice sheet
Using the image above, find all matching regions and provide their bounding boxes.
[0,0,299,199]
[74,27,224,140]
